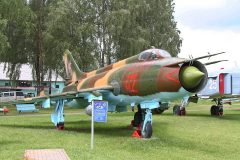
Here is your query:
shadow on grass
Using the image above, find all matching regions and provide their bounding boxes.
[161,112,240,121]
[0,120,133,137]
[185,113,240,121]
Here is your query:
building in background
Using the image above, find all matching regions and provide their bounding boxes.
[0,63,65,97]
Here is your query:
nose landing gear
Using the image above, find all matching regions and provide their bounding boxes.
[210,98,223,116]
[131,105,153,138]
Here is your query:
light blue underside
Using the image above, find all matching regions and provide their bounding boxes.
[104,87,191,111]
[47,87,191,126]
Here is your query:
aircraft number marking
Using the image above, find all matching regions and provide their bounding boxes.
[209,79,217,90]
[124,73,139,94]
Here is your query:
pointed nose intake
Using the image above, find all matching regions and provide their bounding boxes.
[179,61,208,93]
[180,66,205,89]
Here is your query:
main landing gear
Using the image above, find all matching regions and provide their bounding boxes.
[51,99,65,130]
[210,99,223,116]
[131,105,153,138]
[173,96,189,116]
[173,105,186,116]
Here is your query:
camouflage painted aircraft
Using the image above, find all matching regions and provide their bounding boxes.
[9,48,224,138]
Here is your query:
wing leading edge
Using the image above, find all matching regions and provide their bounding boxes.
[6,85,114,106]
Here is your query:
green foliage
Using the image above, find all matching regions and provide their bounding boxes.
[0,0,34,80]
[0,17,8,55]
[45,0,97,72]
[0,0,182,80]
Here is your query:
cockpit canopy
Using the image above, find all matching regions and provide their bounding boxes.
[138,49,172,61]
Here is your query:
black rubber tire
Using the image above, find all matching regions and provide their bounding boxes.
[210,105,216,115]
[180,107,186,116]
[210,105,218,116]
[57,122,64,130]
[133,112,142,127]
[173,105,181,115]
[141,122,153,138]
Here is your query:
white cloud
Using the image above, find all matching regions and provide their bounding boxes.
[175,0,226,11]
[177,23,240,71]
[174,0,240,72]
[174,0,240,29]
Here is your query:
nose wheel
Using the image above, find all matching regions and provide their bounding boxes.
[211,99,224,116]
[210,105,223,116]
[141,121,152,138]
[131,107,153,138]
[173,105,186,116]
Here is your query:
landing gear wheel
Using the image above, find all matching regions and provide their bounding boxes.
[180,107,186,116]
[210,105,219,116]
[141,122,152,138]
[133,112,142,127]
[173,105,180,115]
[57,122,64,130]
[210,105,223,116]
[173,105,186,116]
[210,105,218,116]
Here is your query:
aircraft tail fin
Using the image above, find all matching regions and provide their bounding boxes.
[63,50,86,82]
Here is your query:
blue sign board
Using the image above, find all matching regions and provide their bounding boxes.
[93,100,108,122]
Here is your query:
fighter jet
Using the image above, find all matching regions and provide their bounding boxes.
[10,48,224,138]
[195,69,240,116]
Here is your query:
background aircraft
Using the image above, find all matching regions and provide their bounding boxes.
[170,66,240,117]
[195,69,240,116]
[8,48,224,138]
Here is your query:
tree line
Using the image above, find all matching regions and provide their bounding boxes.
[0,0,182,87]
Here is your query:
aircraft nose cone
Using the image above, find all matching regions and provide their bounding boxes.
[180,66,205,89]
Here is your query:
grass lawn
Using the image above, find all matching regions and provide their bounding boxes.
[1,102,240,160]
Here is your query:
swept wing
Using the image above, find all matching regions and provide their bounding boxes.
[6,85,113,105]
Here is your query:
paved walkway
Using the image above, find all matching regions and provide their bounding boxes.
[24,149,70,160]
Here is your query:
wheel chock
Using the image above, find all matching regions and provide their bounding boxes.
[3,108,9,115]
[132,125,142,138]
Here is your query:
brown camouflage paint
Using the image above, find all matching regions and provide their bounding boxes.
[64,50,185,96]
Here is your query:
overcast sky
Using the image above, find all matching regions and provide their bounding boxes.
[174,0,240,72]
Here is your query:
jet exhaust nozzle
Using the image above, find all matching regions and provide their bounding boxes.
[179,61,208,93]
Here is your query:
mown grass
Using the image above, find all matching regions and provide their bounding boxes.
[1,102,240,160]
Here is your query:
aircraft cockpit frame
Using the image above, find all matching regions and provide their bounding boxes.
[138,49,172,61]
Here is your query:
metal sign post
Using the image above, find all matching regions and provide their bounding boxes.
[91,100,108,149]
[91,101,94,150]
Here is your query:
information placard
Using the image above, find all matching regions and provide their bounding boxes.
[93,100,108,122]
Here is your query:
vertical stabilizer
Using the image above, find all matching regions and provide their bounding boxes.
[63,50,86,82]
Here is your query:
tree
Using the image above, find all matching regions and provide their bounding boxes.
[45,0,97,73]
[0,0,182,82]
[28,0,60,92]
[0,0,34,80]
[0,17,8,57]
[109,0,181,59]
